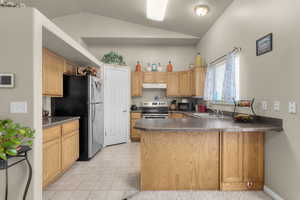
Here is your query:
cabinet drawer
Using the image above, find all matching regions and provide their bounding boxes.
[131,112,142,119]
[62,120,79,135]
[43,125,61,143]
[155,72,167,83]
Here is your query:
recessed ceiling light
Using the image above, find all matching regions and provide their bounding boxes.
[194,5,209,16]
[147,0,169,21]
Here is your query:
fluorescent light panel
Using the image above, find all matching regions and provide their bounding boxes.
[147,0,169,21]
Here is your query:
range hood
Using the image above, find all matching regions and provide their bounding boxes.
[143,83,167,89]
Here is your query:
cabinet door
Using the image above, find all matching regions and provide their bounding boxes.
[43,138,61,187]
[131,72,143,96]
[221,132,244,190]
[193,67,206,97]
[170,113,185,118]
[155,72,167,83]
[61,131,79,171]
[221,132,264,191]
[243,132,264,189]
[167,72,180,96]
[131,119,141,141]
[43,48,64,97]
[179,71,192,96]
[143,72,155,83]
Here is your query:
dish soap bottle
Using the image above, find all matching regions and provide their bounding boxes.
[167,61,173,72]
[146,63,152,72]
[135,61,142,72]
[195,52,202,67]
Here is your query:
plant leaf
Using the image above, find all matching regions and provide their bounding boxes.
[6,148,17,156]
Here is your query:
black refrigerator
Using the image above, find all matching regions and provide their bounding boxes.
[51,75,104,161]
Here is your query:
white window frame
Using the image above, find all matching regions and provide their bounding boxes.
[208,54,240,105]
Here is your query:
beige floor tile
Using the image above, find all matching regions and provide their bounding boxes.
[88,191,108,200]
[69,191,91,200]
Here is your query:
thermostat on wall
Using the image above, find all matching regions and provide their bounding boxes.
[0,73,14,88]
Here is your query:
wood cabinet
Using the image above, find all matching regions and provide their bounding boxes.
[179,71,192,96]
[64,60,77,75]
[143,72,167,83]
[61,121,80,171]
[169,112,185,119]
[220,132,264,191]
[191,67,206,97]
[140,131,220,190]
[131,112,142,141]
[43,126,62,187]
[43,48,65,97]
[132,72,143,97]
[166,72,180,96]
[43,120,79,188]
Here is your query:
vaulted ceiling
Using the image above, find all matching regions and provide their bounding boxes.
[22,0,233,37]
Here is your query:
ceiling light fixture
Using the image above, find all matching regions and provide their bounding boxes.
[194,5,209,16]
[147,0,169,21]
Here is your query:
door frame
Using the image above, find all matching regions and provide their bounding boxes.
[103,65,131,146]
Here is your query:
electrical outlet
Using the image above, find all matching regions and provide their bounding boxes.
[261,101,268,111]
[274,101,280,112]
[10,101,27,113]
[288,102,297,114]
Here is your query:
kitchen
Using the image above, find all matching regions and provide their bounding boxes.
[0,0,298,200]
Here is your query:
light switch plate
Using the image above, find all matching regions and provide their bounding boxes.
[274,101,280,112]
[261,101,268,111]
[10,101,27,113]
[288,102,297,114]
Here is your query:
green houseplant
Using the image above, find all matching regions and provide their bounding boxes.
[101,51,126,65]
[0,119,35,161]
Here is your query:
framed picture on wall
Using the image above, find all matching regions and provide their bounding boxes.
[256,33,273,56]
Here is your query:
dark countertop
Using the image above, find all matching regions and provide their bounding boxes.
[43,116,80,128]
[131,110,142,113]
[135,117,282,132]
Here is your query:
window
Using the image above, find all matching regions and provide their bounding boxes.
[204,53,240,103]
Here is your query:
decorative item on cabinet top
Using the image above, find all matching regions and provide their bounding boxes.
[77,66,98,76]
[101,51,126,65]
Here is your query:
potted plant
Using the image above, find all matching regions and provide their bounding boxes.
[0,119,35,168]
[101,51,126,65]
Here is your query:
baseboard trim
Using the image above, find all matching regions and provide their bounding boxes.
[264,185,284,200]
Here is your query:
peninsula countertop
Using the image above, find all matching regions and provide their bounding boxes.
[135,117,282,132]
[43,116,80,128]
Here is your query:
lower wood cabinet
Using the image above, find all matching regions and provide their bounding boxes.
[62,131,79,171]
[220,132,264,190]
[43,120,79,188]
[43,136,61,188]
[169,113,185,119]
[131,112,142,141]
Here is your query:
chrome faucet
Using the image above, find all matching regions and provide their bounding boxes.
[212,109,224,119]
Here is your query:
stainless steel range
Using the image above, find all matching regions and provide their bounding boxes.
[141,102,169,119]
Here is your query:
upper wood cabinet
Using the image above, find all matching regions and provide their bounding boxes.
[192,67,206,97]
[143,72,167,83]
[179,71,192,96]
[43,48,65,97]
[167,72,180,96]
[220,132,264,191]
[132,72,143,97]
[64,60,77,75]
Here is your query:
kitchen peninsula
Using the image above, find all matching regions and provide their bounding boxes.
[135,116,282,191]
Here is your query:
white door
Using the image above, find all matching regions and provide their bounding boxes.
[104,66,130,146]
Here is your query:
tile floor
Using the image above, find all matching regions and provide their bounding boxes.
[43,142,272,200]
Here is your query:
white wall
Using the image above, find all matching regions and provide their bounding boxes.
[0,8,43,200]
[197,0,300,199]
